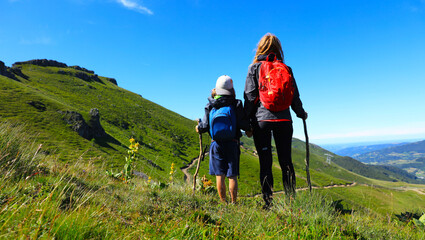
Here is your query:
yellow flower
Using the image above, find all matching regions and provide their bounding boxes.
[169,171,174,175]
[148,176,151,183]
[129,138,135,143]
[134,143,140,149]
[203,179,213,188]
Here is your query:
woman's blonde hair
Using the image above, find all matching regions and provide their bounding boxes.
[253,33,284,64]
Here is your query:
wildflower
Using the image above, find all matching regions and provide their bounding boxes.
[202,175,213,188]
[203,179,213,188]
[129,138,135,143]
[169,163,175,175]
[148,176,151,183]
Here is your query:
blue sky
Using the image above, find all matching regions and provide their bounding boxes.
[1,0,425,145]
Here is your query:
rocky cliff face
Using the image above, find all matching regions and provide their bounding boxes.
[60,108,107,140]
[0,60,20,80]
[13,59,68,68]
[1,59,118,86]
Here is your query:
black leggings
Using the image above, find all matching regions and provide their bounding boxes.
[253,121,296,199]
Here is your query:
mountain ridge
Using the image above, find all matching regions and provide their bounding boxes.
[1,58,423,192]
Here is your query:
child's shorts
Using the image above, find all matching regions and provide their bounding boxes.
[209,140,240,177]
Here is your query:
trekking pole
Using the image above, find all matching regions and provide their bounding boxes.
[303,118,312,192]
[193,130,203,192]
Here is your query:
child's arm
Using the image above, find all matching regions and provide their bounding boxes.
[196,103,211,134]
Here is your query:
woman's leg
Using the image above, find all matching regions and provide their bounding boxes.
[272,121,296,196]
[216,175,227,202]
[253,121,273,205]
[228,176,238,203]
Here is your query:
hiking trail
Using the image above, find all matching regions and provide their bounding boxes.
[250,182,358,198]
[180,153,209,185]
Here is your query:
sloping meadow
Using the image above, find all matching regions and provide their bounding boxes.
[1,122,424,239]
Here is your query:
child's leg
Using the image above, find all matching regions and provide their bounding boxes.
[216,175,226,202]
[228,176,238,203]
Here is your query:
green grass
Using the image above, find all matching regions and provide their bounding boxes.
[2,61,425,238]
[1,121,425,239]
[1,63,200,183]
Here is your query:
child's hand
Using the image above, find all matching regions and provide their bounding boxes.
[195,118,200,133]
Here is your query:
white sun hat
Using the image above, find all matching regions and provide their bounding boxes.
[215,75,234,96]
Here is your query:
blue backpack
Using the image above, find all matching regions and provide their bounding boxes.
[209,105,237,141]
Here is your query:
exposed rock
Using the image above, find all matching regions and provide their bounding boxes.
[69,65,94,74]
[88,108,107,138]
[10,66,28,79]
[13,59,68,68]
[105,78,118,86]
[60,110,92,139]
[57,69,102,83]
[74,72,101,83]
[59,108,106,140]
[0,61,6,75]
[0,60,19,80]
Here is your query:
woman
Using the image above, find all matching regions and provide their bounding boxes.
[244,33,307,208]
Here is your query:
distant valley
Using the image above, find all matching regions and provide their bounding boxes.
[322,140,425,178]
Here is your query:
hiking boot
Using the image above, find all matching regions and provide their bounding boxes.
[262,195,273,210]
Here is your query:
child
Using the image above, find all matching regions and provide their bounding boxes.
[196,75,251,203]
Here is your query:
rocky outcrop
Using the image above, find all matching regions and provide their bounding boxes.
[60,108,106,140]
[75,72,101,83]
[0,61,7,75]
[69,65,94,74]
[13,59,68,68]
[57,70,102,83]
[105,77,118,86]
[88,108,106,138]
[9,66,28,79]
[0,60,19,80]
[4,59,118,85]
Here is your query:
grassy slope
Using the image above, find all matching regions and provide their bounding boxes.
[357,140,425,162]
[1,61,425,216]
[0,64,199,183]
[1,124,424,239]
[292,139,423,184]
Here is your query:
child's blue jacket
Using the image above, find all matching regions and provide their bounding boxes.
[198,95,250,139]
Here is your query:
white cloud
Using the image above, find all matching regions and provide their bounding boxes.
[19,37,52,45]
[116,0,153,15]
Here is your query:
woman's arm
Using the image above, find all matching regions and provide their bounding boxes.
[243,63,260,120]
[289,67,307,119]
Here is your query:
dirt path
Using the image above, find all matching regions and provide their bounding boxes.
[180,157,198,185]
[411,189,425,195]
[251,182,358,198]
[180,152,209,185]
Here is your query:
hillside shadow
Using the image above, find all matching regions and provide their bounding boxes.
[331,199,355,214]
[93,134,123,150]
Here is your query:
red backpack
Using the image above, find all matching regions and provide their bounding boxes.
[258,54,294,112]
